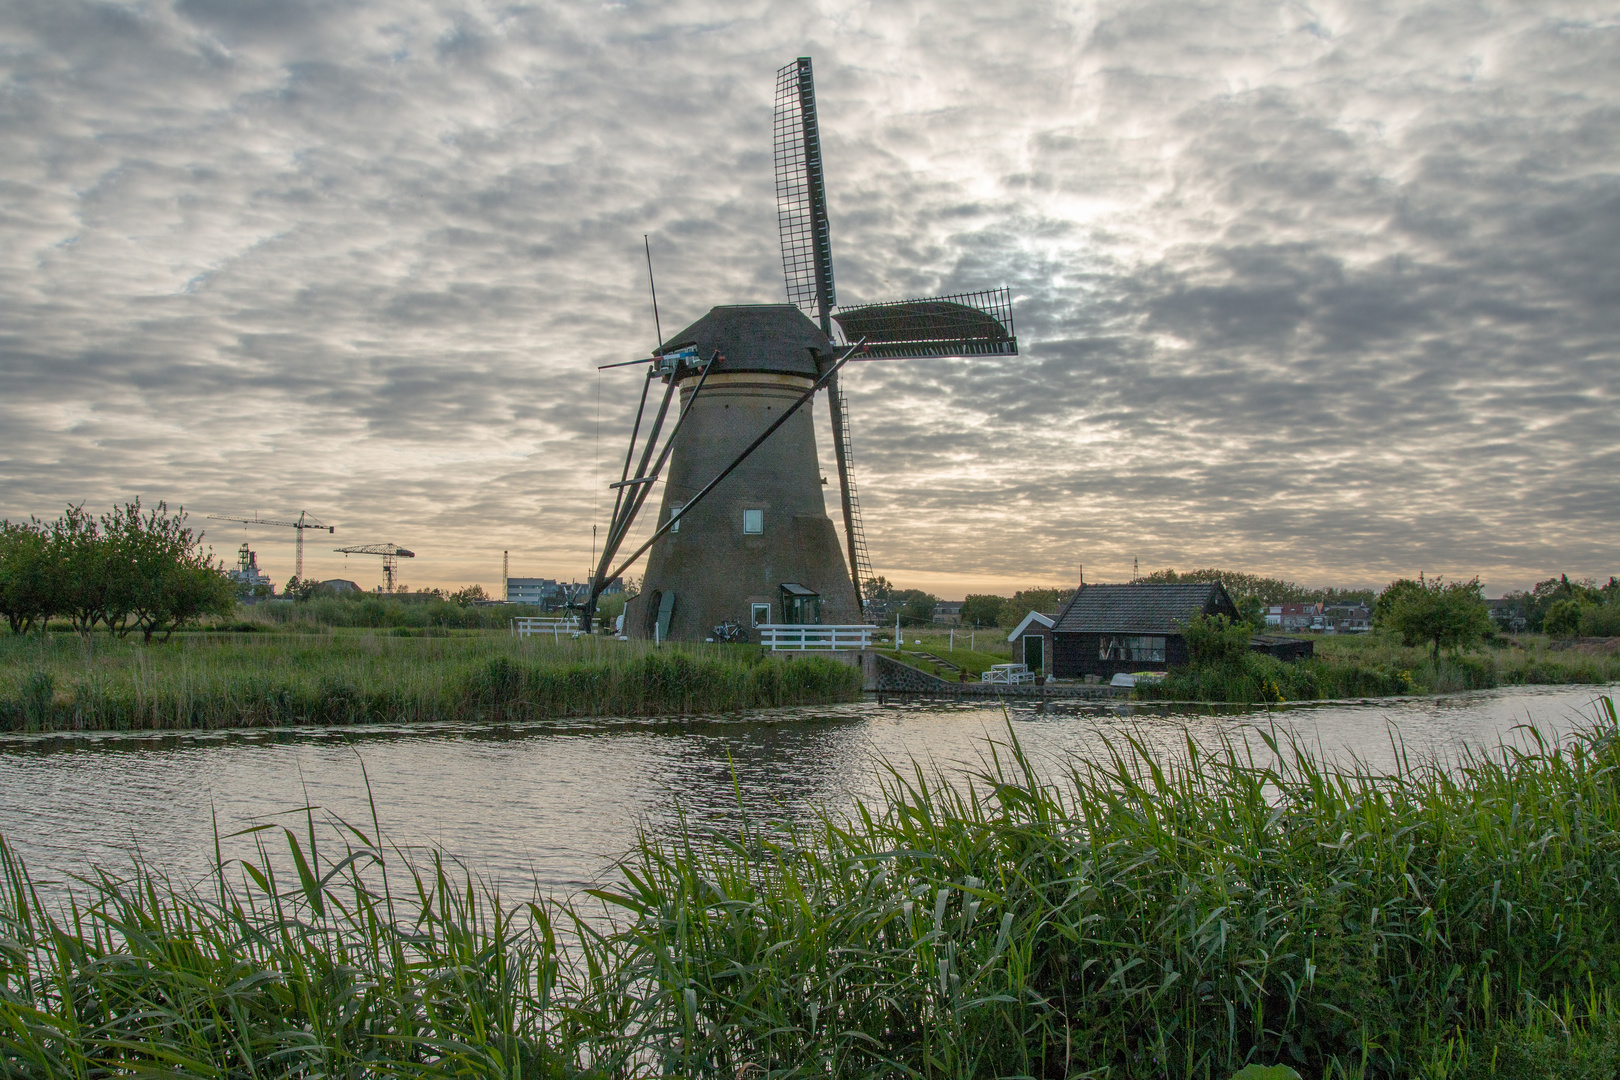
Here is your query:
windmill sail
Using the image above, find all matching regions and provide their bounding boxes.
[774,58,836,329]
[776,57,870,609]
[834,287,1018,359]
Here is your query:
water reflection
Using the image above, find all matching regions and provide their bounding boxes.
[0,685,1612,903]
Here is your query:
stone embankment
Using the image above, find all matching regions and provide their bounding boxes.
[857,652,1130,699]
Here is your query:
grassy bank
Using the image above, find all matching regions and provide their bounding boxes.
[1141,632,1620,703]
[0,631,862,731]
[3,699,1619,1077]
[879,645,1013,680]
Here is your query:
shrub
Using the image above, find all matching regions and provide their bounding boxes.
[1580,602,1620,637]
[1184,612,1253,666]
[1545,597,1587,637]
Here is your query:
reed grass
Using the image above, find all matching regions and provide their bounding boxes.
[606,695,1620,1078]
[1143,633,1620,703]
[0,810,631,1077]
[3,698,1620,1078]
[0,631,862,731]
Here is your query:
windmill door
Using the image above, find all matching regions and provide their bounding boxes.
[779,583,821,625]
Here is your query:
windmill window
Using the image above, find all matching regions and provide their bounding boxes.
[669,503,683,534]
[751,603,771,627]
[742,509,764,534]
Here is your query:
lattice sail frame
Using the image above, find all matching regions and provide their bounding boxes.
[833,287,1018,359]
[774,58,835,323]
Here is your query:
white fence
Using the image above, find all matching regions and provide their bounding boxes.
[757,623,875,651]
[511,616,579,640]
[981,663,1036,685]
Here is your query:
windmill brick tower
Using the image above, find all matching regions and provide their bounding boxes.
[622,306,859,640]
[583,58,1017,640]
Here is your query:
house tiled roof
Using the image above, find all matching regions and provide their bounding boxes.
[1052,583,1234,634]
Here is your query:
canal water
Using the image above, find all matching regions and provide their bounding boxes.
[0,684,1613,902]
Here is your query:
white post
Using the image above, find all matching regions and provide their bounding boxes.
[949,627,954,651]
[895,611,900,650]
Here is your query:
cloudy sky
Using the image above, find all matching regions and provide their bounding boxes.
[2,0,1615,597]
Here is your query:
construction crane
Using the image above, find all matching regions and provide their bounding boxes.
[207,511,333,581]
[333,543,415,593]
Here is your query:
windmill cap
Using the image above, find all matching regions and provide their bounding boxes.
[659,305,832,378]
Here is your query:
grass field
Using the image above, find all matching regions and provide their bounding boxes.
[3,698,1619,1077]
[0,629,862,731]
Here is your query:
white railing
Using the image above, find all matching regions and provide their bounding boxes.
[512,616,579,640]
[981,663,1036,685]
[757,623,875,651]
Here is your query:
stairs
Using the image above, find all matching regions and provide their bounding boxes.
[910,651,962,675]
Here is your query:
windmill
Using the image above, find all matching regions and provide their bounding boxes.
[582,57,1017,640]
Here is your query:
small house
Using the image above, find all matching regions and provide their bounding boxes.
[932,600,964,625]
[1049,582,1240,680]
[1006,610,1055,673]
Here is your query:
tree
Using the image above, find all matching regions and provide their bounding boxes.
[1137,567,1374,606]
[448,584,490,606]
[1372,578,1427,633]
[1544,598,1586,637]
[898,591,937,626]
[123,502,234,642]
[1378,575,1492,661]
[1183,613,1253,667]
[0,521,54,634]
[960,594,1006,628]
[50,506,112,640]
[1233,593,1266,633]
[1524,575,1603,632]
[1003,587,1070,626]
[285,576,321,603]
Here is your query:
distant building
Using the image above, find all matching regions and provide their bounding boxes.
[1487,597,1528,633]
[1267,603,1322,631]
[226,544,275,601]
[1323,605,1371,634]
[506,577,613,610]
[932,600,964,625]
[316,579,362,595]
[1049,582,1240,681]
[1265,602,1367,633]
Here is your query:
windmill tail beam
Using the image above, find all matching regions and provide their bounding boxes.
[583,355,714,633]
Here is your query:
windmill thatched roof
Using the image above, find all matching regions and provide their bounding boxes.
[659,305,831,378]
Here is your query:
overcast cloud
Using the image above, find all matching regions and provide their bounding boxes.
[1,0,1615,595]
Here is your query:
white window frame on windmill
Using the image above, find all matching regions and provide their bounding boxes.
[742,508,764,535]
[751,603,771,627]
[668,502,683,534]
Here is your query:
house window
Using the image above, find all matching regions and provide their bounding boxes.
[751,603,771,627]
[1100,635,1166,663]
[668,502,683,533]
[742,508,764,534]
